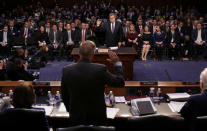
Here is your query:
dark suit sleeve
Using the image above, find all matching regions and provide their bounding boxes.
[180,97,196,119]
[61,68,70,112]
[103,64,125,87]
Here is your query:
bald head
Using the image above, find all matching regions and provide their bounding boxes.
[79,40,96,60]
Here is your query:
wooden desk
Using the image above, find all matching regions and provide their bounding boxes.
[71,47,137,80]
[0,81,200,96]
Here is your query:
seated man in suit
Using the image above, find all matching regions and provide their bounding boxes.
[48,24,63,60]
[166,24,180,60]
[181,68,207,130]
[0,25,11,57]
[77,22,91,45]
[19,21,33,47]
[63,23,77,61]
[192,23,207,59]
[61,40,125,125]
[96,13,123,47]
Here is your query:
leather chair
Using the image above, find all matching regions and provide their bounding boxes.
[116,115,185,131]
[57,125,115,131]
[0,108,49,131]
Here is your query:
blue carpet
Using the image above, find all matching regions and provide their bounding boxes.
[37,60,207,81]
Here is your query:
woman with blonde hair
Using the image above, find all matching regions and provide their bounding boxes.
[127,24,138,48]
[141,25,153,61]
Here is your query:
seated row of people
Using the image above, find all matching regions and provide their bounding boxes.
[123,22,206,61]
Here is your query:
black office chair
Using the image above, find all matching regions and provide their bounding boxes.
[0,108,49,131]
[118,115,185,131]
[57,125,115,131]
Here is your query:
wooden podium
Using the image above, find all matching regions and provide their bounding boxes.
[71,47,137,80]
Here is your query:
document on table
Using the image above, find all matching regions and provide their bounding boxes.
[34,105,53,116]
[115,96,126,103]
[59,103,67,112]
[107,107,120,119]
[98,48,109,53]
[109,46,118,50]
[166,93,190,100]
[168,101,186,113]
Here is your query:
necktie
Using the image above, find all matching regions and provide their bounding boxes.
[68,31,71,41]
[111,23,115,33]
[24,28,28,37]
[54,32,56,43]
[82,30,85,43]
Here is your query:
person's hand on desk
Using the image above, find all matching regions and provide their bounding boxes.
[107,51,121,66]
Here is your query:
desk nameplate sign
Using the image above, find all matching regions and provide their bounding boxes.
[182,81,200,85]
[140,81,158,85]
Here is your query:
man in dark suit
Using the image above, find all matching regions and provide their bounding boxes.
[63,23,77,61]
[0,25,12,56]
[45,22,52,37]
[61,40,125,125]
[48,24,63,60]
[191,23,207,59]
[181,68,207,130]
[19,21,33,46]
[96,13,123,47]
[166,24,180,60]
[76,22,91,45]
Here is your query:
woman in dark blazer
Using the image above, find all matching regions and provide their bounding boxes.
[154,26,166,61]
[141,25,153,61]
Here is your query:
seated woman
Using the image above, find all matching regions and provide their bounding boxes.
[9,84,49,131]
[35,25,50,48]
[127,24,138,49]
[141,25,153,61]
[154,26,165,61]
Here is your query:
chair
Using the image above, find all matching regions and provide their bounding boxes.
[0,108,49,131]
[117,115,185,131]
[57,125,115,131]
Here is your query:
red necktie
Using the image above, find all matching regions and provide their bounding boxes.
[82,30,85,43]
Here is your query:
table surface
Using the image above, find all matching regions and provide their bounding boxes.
[48,102,180,119]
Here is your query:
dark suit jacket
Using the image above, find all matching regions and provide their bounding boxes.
[181,91,207,119]
[61,59,125,125]
[49,30,63,45]
[63,30,80,47]
[166,30,180,46]
[96,21,123,47]
[0,31,12,44]
[35,32,50,46]
[191,29,206,45]
[76,29,92,43]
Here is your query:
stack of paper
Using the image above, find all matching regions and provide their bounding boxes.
[107,107,120,119]
[168,101,186,113]
[166,93,190,101]
[109,47,118,50]
[115,96,126,103]
[34,105,53,116]
[58,103,67,112]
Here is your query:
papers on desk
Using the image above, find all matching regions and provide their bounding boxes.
[109,46,118,50]
[168,101,186,113]
[166,93,190,101]
[115,96,126,103]
[59,103,67,112]
[107,107,120,119]
[34,105,53,116]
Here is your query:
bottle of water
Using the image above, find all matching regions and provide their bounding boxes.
[55,91,61,102]
[109,91,115,106]
[9,90,13,101]
[157,88,162,99]
[149,88,154,98]
[47,91,52,100]
[105,93,110,106]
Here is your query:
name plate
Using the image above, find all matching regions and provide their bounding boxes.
[182,81,200,85]
[140,81,158,85]
[32,82,50,86]
[98,49,109,53]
